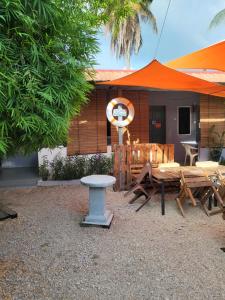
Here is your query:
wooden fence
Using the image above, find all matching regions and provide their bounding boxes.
[113,143,174,190]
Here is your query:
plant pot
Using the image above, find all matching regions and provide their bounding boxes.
[42,175,48,181]
[209,148,222,162]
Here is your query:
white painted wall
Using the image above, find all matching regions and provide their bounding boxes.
[38,146,67,166]
[199,148,225,161]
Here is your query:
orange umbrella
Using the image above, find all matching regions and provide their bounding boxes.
[98,59,225,98]
[166,40,225,72]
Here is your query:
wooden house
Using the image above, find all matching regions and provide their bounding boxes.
[67,67,225,163]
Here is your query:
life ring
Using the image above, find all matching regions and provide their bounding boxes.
[106,97,134,127]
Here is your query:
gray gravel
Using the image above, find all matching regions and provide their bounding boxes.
[1,185,225,300]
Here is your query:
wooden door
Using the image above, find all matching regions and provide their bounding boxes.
[149,106,166,144]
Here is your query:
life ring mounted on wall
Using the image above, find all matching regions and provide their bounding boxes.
[106,97,135,127]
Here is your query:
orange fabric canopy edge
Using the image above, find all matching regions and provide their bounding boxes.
[166,40,225,72]
[98,59,225,98]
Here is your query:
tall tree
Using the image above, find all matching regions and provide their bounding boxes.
[0,0,100,157]
[1,0,129,158]
[210,8,225,28]
[105,0,157,69]
[0,0,144,157]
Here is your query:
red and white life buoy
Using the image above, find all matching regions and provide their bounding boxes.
[106,97,134,127]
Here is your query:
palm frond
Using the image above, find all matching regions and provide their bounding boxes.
[209,9,225,28]
[105,0,157,68]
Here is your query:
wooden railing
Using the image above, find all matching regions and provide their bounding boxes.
[113,143,174,190]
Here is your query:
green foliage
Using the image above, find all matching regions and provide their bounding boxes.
[0,0,149,157]
[208,125,225,161]
[0,0,100,157]
[39,156,50,181]
[50,156,65,180]
[46,154,113,180]
[220,157,225,166]
[104,0,157,68]
[209,8,225,28]
[88,154,113,175]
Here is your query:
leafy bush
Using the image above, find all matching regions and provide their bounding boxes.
[87,154,113,175]
[51,156,65,180]
[39,157,50,181]
[220,157,225,166]
[46,154,113,180]
[62,156,88,180]
[208,125,225,161]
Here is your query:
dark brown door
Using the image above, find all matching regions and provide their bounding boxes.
[149,106,166,143]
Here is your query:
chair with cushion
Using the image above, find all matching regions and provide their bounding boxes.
[195,161,219,168]
[158,162,180,168]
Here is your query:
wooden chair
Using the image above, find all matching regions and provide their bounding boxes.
[124,162,160,212]
[176,171,223,217]
[129,164,145,181]
[124,163,151,201]
[208,171,225,219]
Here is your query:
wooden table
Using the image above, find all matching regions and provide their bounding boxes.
[152,165,225,215]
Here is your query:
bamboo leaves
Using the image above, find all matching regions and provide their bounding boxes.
[0,0,98,156]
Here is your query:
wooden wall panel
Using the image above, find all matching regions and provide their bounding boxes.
[68,88,150,154]
[200,94,225,147]
[67,89,107,155]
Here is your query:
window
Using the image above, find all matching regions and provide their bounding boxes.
[178,106,191,134]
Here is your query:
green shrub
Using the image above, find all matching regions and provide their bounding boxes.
[62,156,88,179]
[39,157,50,181]
[51,156,64,180]
[220,157,225,166]
[87,154,113,175]
[48,154,113,180]
[208,125,225,162]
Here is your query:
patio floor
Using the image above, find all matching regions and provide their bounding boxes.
[1,184,225,299]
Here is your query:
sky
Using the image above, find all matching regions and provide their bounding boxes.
[95,0,225,70]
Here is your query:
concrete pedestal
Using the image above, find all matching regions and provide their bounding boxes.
[80,175,116,228]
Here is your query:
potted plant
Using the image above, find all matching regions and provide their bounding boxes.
[208,125,225,162]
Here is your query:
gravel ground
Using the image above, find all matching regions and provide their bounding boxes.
[1,185,225,300]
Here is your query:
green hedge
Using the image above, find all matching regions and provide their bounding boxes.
[39,154,113,181]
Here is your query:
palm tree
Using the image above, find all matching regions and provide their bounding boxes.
[105,0,157,69]
[210,8,225,28]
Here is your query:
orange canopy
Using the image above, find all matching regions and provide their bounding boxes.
[98,59,225,97]
[166,40,225,72]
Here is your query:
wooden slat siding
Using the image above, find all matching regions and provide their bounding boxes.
[96,89,107,152]
[67,89,107,155]
[67,117,80,154]
[200,94,225,147]
[110,90,150,146]
[113,143,174,189]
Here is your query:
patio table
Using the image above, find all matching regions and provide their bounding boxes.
[152,165,225,215]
